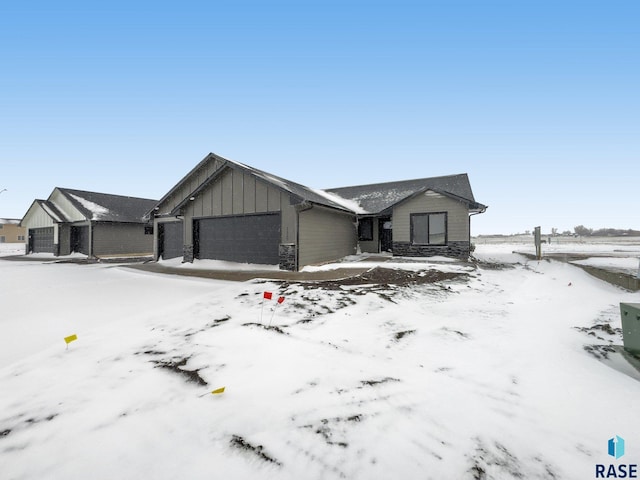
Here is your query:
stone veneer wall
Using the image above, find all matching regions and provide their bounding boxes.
[183,244,194,263]
[279,243,297,271]
[393,241,470,259]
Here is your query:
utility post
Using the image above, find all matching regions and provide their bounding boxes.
[534,226,542,260]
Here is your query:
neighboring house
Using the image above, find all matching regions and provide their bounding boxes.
[0,218,26,243]
[148,152,487,270]
[21,188,157,257]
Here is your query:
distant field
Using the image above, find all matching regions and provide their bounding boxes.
[473,234,640,247]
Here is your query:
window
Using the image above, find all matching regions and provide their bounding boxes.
[18,235,25,241]
[411,213,447,245]
[0,236,5,243]
[144,225,154,235]
[358,218,373,241]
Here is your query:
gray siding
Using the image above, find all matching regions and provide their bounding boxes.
[393,191,469,243]
[92,223,153,256]
[59,224,72,255]
[155,156,226,216]
[184,168,297,245]
[298,206,357,268]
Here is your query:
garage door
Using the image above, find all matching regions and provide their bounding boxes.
[159,221,183,260]
[195,214,280,264]
[29,227,55,253]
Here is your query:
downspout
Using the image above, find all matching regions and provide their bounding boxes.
[88,219,93,259]
[468,207,487,254]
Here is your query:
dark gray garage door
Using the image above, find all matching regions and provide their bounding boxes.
[29,227,55,253]
[159,221,183,260]
[195,213,280,264]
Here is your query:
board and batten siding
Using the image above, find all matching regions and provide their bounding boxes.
[184,167,297,245]
[92,223,153,256]
[155,156,227,216]
[298,206,357,268]
[393,191,469,242]
[23,205,56,229]
[22,203,60,245]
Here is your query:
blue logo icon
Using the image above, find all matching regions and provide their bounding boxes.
[608,436,625,459]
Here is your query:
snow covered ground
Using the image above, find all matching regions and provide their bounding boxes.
[0,243,26,257]
[1,242,640,479]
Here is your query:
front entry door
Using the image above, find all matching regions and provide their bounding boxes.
[379,218,392,252]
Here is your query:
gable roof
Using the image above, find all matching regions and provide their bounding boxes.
[56,188,157,223]
[156,152,359,216]
[152,152,487,218]
[20,199,69,226]
[326,174,487,214]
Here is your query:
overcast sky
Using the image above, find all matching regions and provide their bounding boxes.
[1,1,638,235]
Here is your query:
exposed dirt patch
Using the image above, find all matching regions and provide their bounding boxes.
[242,323,289,335]
[278,267,468,322]
[299,267,466,288]
[360,377,400,387]
[152,358,208,386]
[230,435,282,465]
[468,438,524,479]
[301,414,363,449]
[394,330,416,341]
[583,344,617,360]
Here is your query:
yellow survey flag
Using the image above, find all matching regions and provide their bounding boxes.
[64,334,78,344]
[211,387,225,395]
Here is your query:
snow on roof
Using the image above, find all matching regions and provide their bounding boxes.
[0,218,21,225]
[59,188,157,223]
[308,188,369,214]
[230,160,357,213]
[68,193,111,221]
[326,174,481,214]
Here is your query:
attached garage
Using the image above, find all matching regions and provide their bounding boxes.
[158,221,183,260]
[194,213,280,265]
[28,227,55,253]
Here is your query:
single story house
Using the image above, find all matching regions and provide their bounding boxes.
[21,188,157,257]
[0,218,26,243]
[148,152,487,270]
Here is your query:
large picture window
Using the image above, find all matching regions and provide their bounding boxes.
[411,212,447,245]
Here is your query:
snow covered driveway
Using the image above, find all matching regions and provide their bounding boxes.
[1,249,639,479]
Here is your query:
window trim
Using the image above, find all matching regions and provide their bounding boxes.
[410,212,448,246]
